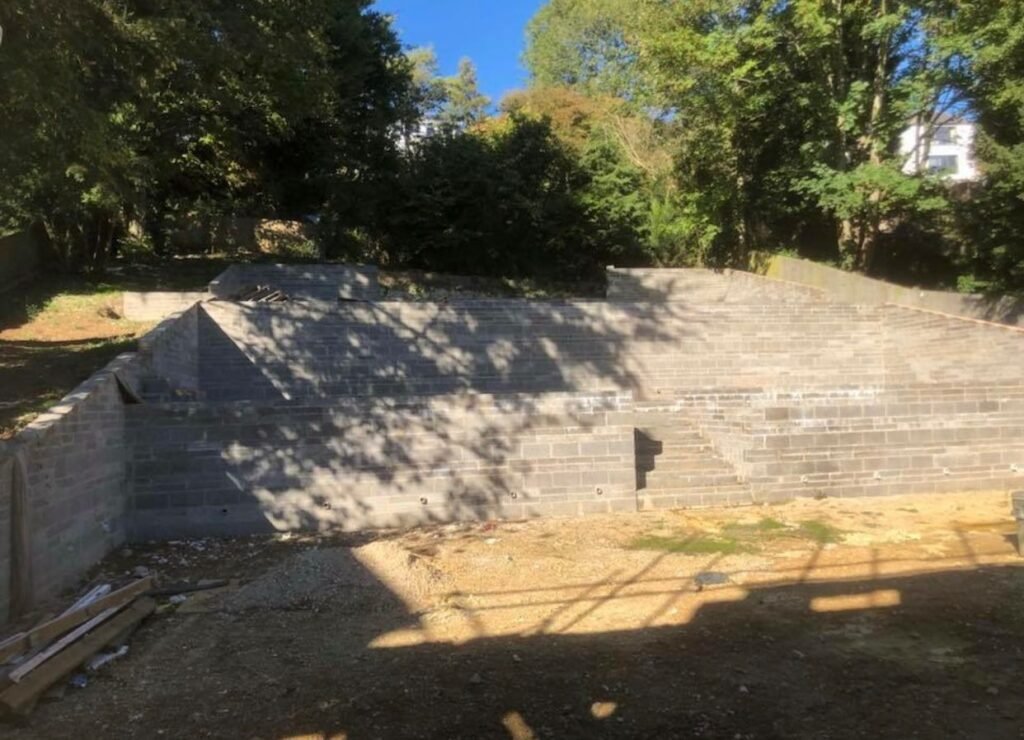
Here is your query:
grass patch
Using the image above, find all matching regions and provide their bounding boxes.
[797,519,843,544]
[722,517,788,537]
[629,534,751,555]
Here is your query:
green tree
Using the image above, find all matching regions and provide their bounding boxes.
[379,114,639,278]
[524,0,652,105]
[950,0,1024,291]
[0,0,414,268]
[439,58,490,129]
[632,0,967,269]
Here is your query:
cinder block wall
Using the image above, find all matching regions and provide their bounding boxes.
[0,303,201,621]
[740,383,1024,499]
[0,355,143,620]
[122,291,209,321]
[607,267,828,303]
[138,305,201,395]
[208,263,380,301]
[127,392,637,538]
[193,301,893,402]
[758,253,1024,327]
[883,305,1024,384]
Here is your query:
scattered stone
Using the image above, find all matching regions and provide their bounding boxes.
[695,571,731,590]
[469,673,483,685]
[133,565,151,578]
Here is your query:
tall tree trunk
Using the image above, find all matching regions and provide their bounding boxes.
[861,0,891,273]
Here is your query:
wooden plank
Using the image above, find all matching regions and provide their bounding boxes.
[0,598,156,715]
[60,585,112,618]
[0,577,153,665]
[9,607,121,682]
[0,633,27,665]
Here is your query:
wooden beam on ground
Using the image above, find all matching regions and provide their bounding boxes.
[61,585,111,617]
[0,633,27,666]
[0,597,156,715]
[9,607,121,682]
[0,577,153,665]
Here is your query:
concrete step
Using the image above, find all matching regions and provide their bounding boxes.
[642,471,744,489]
[638,485,754,509]
[638,458,735,475]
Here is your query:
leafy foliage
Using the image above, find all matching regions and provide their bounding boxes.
[373,115,642,280]
[0,0,415,270]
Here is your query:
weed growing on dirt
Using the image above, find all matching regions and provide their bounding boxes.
[629,534,751,555]
[723,518,788,537]
[797,520,843,544]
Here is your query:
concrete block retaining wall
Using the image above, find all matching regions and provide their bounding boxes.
[208,263,380,301]
[607,267,827,303]
[674,383,1024,501]
[138,305,201,396]
[7,266,1024,622]
[882,305,1024,384]
[127,392,637,539]
[0,355,142,621]
[0,303,202,620]
[193,301,894,402]
[758,253,1024,327]
[122,291,209,321]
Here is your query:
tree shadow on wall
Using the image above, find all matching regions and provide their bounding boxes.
[129,283,710,534]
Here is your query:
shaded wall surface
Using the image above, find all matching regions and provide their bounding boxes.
[194,300,891,401]
[128,393,637,539]
[607,267,827,303]
[0,305,198,620]
[0,355,142,620]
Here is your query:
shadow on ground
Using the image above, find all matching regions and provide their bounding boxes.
[9,540,1024,739]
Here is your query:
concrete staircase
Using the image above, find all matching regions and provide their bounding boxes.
[632,409,753,509]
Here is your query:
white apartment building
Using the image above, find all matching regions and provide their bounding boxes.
[900,116,979,182]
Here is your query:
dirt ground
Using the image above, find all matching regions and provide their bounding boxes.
[4,491,1024,739]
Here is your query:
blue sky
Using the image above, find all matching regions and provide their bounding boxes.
[373,0,543,107]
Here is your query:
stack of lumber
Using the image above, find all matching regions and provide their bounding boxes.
[0,577,155,715]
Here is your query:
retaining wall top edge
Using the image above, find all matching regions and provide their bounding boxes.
[0,351,141,455]
[883,302,1024,335]
[132,389,636,412]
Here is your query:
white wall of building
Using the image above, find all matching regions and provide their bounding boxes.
[900,121,978,182]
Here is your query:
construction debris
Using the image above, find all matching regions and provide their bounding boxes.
[230,284,289,302]
[1,598,156,714]
[0,576,157,717]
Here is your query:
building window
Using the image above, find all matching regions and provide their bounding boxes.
[933,126,955,145]
[926,155,958,175]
